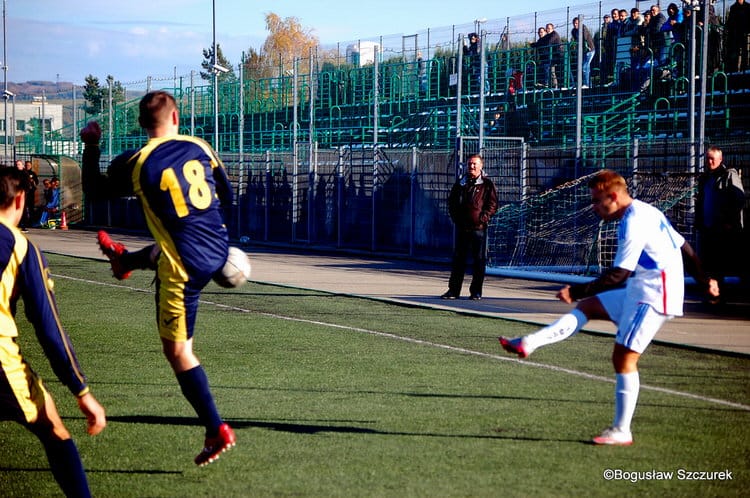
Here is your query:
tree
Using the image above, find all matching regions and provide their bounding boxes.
[82,75,103,115]
[200,44,236,82]
[82,74,126,116]
[242,13,319,81]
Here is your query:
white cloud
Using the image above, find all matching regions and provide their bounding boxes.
[86,41,103,57]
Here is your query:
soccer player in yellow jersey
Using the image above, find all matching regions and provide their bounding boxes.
[98,90,235,466]
[0,167,106,496]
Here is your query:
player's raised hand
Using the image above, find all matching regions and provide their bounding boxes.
[707,278,720,298]
[556,285,573,304]
[80,121,102,145]
[77,392,107,436]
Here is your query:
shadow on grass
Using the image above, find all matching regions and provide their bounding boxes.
[0,466,181,475]
[105,414,577,443]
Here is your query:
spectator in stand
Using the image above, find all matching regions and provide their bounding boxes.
[463,32,482,92]
[571,16,595,88]
[544,23,565,88]
[702,0,722,74]
[695,146,746,301]
[622,7,645,74]
[660,3,685,76]
[604,8,622,84]
[595,14,612,85]
[619,9,629,28]
[726,0,750,72]
[633,11,656,93]
[530,26,550,87]
[622,7,644,38]
[648,4,669,68]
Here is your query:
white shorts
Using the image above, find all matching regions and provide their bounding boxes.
[597,289,673,354]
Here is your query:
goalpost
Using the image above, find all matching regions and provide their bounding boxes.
[458,138,699,280]
[485,171,698,280]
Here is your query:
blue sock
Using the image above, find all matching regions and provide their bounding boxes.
[176,365,223,436]
[42,437,91,498]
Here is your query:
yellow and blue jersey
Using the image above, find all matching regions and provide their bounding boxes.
[131,135,232,342]
[0,221,88,422]
[131,135,232,278]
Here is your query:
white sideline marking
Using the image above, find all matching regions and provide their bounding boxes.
[56,274,750,412]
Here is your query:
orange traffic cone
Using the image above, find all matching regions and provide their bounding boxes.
[60,210,68,230]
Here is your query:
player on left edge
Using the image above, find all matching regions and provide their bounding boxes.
[0,167,106,497]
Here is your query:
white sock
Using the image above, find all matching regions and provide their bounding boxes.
[613,372,640,433]
[523,308,587,354]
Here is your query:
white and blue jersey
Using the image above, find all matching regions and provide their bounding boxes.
[614,199,685,316]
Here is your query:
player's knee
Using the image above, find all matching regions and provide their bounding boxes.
[612,344,639,373]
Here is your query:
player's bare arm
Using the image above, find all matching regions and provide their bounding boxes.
[680,240,720,298]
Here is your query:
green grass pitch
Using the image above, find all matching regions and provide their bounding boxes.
[1,254,748,497]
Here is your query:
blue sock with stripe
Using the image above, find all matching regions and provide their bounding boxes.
[177,365,223,437]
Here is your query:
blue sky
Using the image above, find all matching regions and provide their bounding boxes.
[10,0,580,85]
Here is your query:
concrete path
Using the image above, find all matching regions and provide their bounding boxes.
[26,227,750,356]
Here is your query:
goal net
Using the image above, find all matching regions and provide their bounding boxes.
[487,171,697,277]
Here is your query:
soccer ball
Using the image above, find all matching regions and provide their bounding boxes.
[213,247,251,288]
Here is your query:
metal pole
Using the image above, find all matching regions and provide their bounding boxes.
[212,0,219,151]
[478,30,486,153]
[410,146,417,256]
[292,58,298,243]
[237,60,245,237]
[190,71,195,135]
[575,14,584,170]
[265,150,271,242]
[337,146,343,247]
[107,80,112,161]
[455,34,464,174]
[697,1,709,170]
[688,3,697,173]
[72,86,77,155]
[41,90,46,155]
[3,0,7,160]
[9,92,13,158]
[293,57,298,160]
[373,45,379,145]
[372,45,379,251]
[309,49,316,244]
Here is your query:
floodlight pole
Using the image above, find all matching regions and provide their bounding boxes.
[3,0,7,160]
[575,14,583,175]
[688,1,698,174]
[697,2,709,171]
[212,0,219,149]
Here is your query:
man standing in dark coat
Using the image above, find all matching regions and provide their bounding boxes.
[441,154,498,300]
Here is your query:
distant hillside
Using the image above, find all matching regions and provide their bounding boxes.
[7,81,79,100]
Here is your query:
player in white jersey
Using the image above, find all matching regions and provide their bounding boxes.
[499,170,719,446]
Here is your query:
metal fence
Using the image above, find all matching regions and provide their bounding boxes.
[8,0,749,276]
[79,138,749,277]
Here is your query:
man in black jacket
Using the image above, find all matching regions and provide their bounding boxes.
[441,154,498,300]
